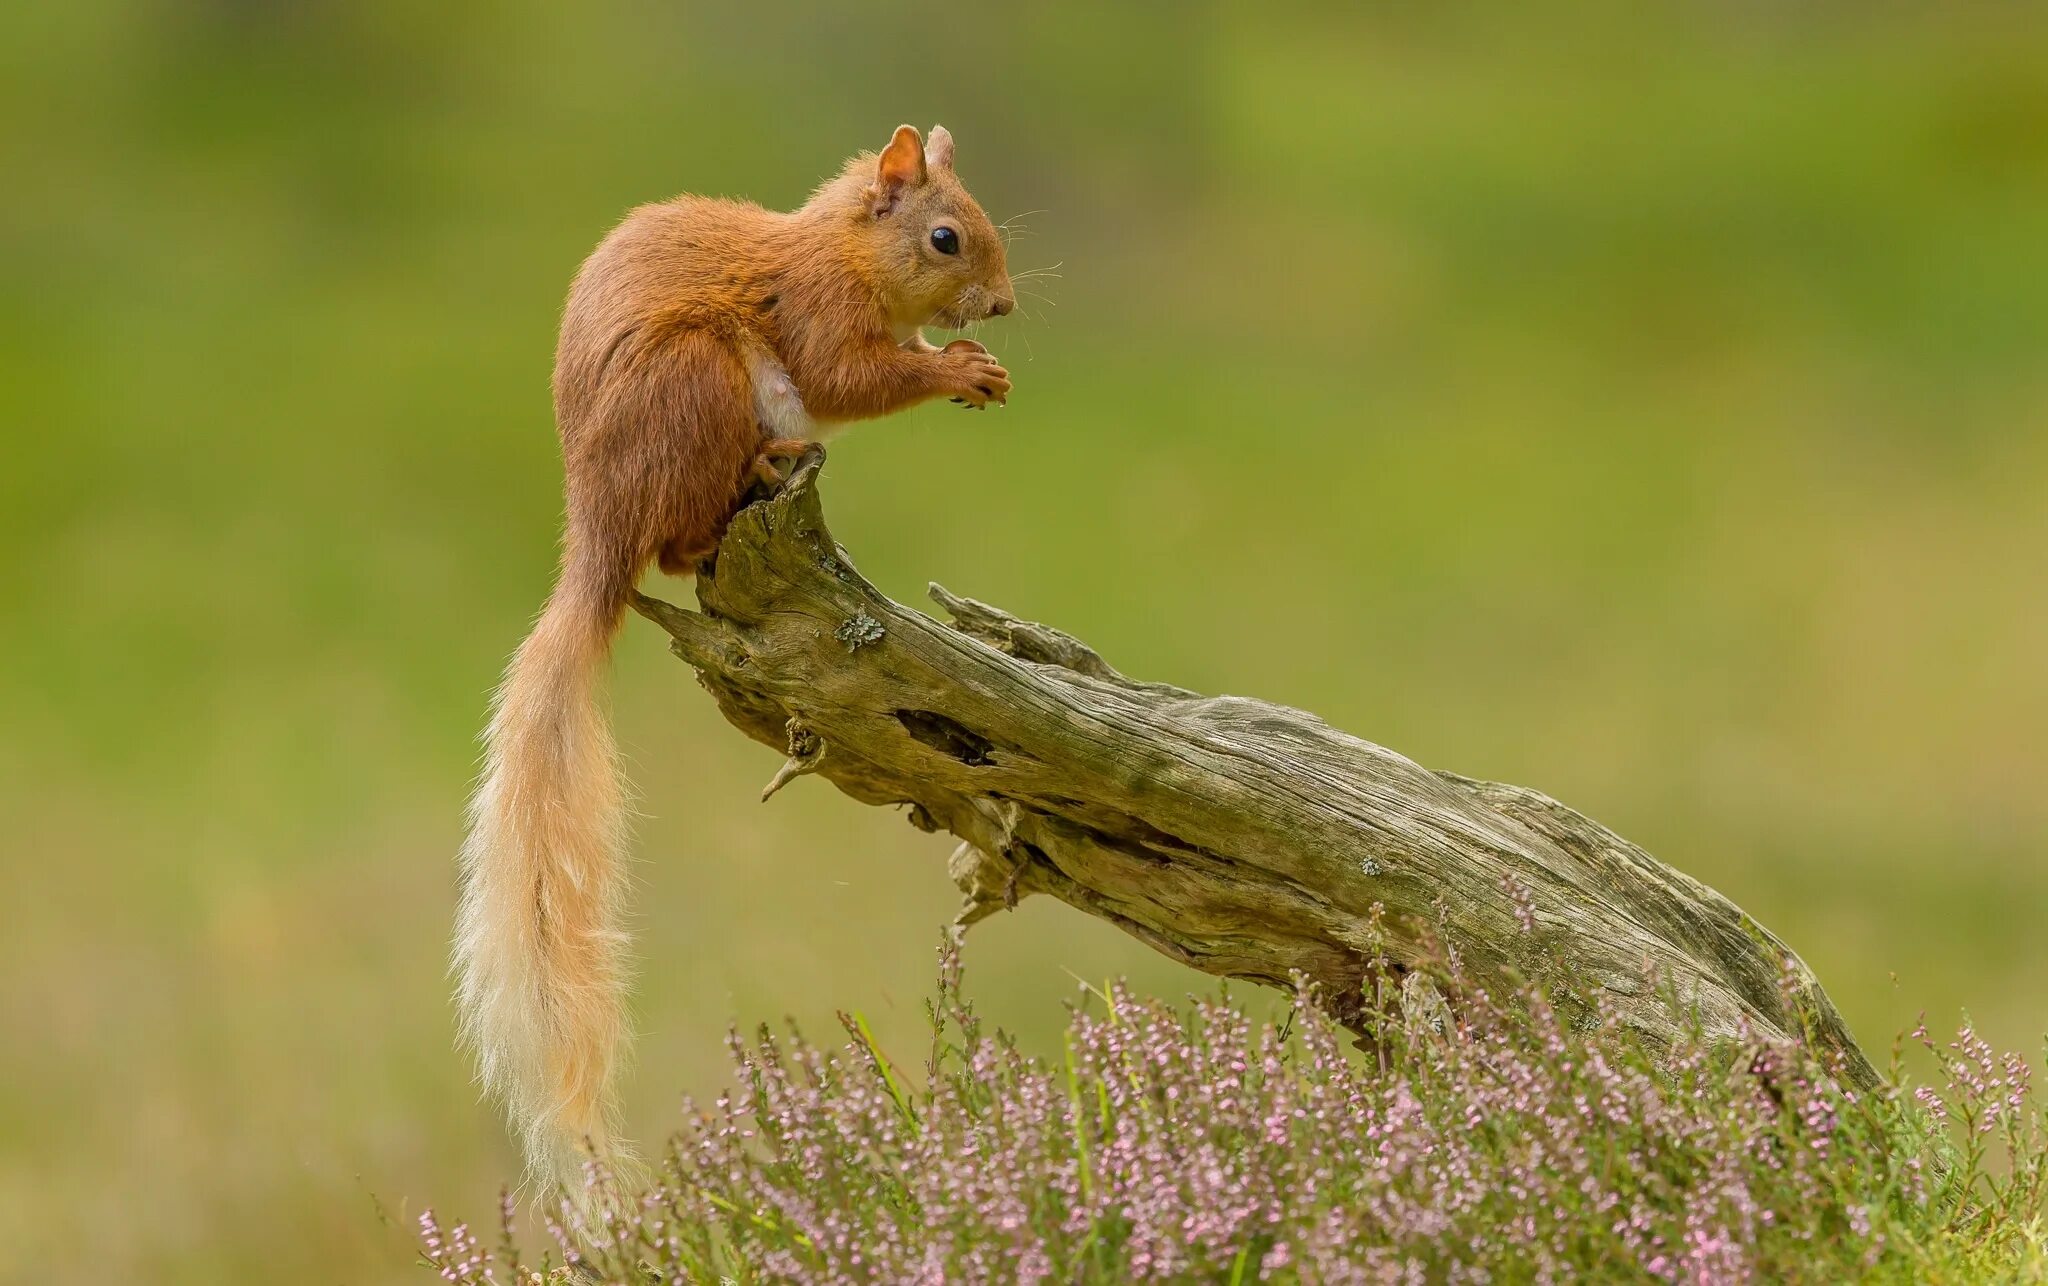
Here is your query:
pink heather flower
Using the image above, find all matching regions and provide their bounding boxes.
[1913,1085,1949,1121]
[414,941,2040,1284]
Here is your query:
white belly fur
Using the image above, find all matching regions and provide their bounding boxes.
[746,347,835,443]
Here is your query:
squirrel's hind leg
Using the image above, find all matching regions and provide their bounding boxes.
[603,329,758,579]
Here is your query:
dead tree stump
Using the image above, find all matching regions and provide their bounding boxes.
[632,450,1876,1089]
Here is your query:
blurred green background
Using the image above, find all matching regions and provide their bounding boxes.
[3,1,2046,1280]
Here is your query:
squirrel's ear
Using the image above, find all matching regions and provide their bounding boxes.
[925,125,955,171]
[869,125,927,216]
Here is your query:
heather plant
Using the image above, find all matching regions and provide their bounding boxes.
[418,928,2046,1284]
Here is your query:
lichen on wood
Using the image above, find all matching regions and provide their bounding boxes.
[631,449,1877,1089]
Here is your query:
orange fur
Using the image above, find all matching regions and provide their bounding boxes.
[455,125,1016,1196]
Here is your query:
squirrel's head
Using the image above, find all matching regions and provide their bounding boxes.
[854,125,1014,331]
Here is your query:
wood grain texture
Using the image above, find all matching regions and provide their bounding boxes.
[633,450,1878,1090]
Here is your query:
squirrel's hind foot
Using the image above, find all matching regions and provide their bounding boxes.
[751,436,812,488]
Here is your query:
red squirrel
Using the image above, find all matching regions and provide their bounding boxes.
[455,125,1015,1191]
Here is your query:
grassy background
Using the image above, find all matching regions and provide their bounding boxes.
[2,2,2045,1280]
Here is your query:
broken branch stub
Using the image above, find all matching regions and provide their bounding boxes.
[630,449,1877,1090]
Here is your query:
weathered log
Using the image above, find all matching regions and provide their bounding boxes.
[632,449,1877,1089]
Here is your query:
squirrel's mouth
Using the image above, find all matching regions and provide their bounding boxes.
[934,288,1013,329]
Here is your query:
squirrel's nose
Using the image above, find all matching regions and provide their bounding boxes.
[988,296,1013,318]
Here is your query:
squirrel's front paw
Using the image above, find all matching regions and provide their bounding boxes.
[941,341,1009,409]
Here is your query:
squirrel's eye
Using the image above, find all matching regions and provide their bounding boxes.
[930,227,960,255]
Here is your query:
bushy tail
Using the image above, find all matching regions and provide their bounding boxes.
[454,561,635,1194]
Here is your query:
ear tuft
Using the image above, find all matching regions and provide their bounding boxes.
[926,125,955,171]
[869,125,926,215]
